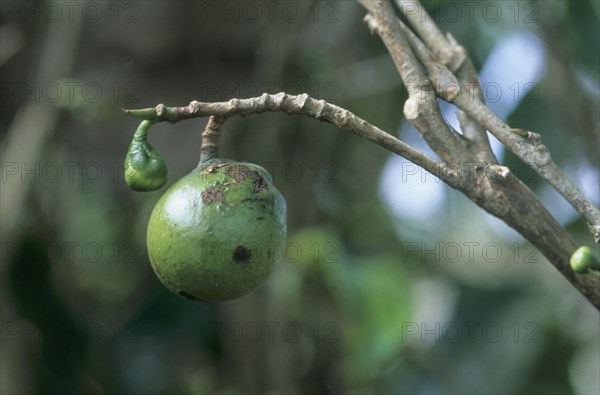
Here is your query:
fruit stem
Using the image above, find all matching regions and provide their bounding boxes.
[200,116,225,163]
[133,119,155,141]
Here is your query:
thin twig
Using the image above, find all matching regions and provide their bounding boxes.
[394,0,464,71]
[364,13,461,103]
[454,95,600,241]
[453,52,497,162]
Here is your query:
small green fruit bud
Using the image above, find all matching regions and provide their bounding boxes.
[124,121,168,191]
[569,246,600,273]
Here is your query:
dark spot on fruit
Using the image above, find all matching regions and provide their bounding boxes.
[256,216,265,220]
[178,291,199,300]
[252,176,268,193]
[233,245,251,264]
[242,197,268,203]
[202,187,224,204]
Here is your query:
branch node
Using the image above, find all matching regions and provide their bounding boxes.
[315,99,327,120]
[444,33,467,71]
[190,100,200,114]
[511,128,541,142]
[363,13,380,34]
[156,103,165,118]
[296,93,310,111]
[437,81,460,102]
[403,97,420,120]
[274,92,286,107]
[258,93,269,109]
[487,164,511,184]
[229,98,239,112]
[532,144,552,167]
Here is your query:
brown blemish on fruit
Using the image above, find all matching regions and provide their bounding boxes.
[233,245,251,264]
[224,165,268,192]
[201,187,224,204]
[225,164,252,182]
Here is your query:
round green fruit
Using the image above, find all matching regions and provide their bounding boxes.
[146,159,287,301]
[569,246,600,273]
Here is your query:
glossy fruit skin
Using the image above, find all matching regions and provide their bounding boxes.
[147,159,287,301]
[570,246,600,273]
[124,120,168,192]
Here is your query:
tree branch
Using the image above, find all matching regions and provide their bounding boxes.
[454,96,600,241]
[467,169,600,308]
[123,92,455,183]
[358,0,474,165]
[364,13,461,103]
[392,0,599,241]
[394,0,464,71]
[392,2,497,162]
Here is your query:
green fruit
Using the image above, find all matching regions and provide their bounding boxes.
[570,246,600,273]
[124,120,168,191]
[147,159,287,301]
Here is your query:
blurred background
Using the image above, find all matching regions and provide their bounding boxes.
[1,0,599,394]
